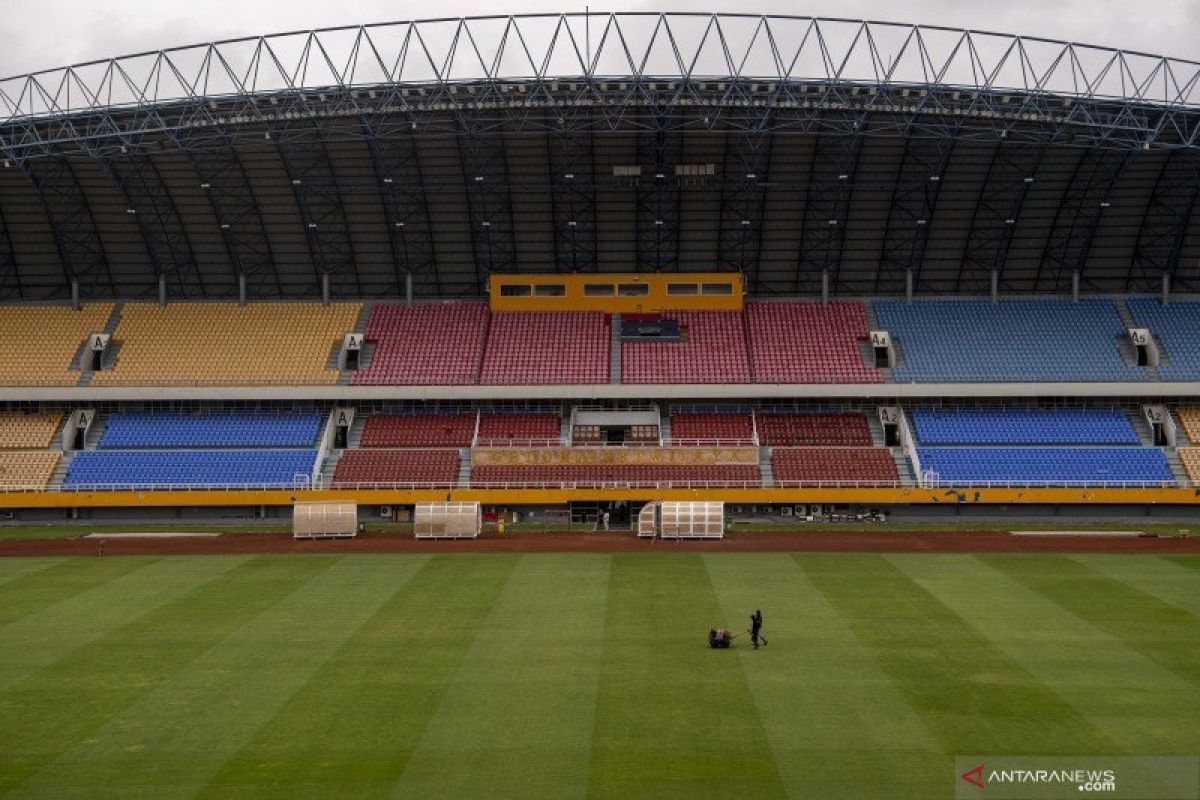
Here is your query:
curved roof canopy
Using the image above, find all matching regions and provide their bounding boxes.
[0,14,1199,302]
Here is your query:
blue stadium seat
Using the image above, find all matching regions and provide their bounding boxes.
[916,447,1173,485]
[1125,298,1200,381]
[873,299,1148,383]
[65,450,318,488]
[100,411,323,449]
[911,408,1139,445]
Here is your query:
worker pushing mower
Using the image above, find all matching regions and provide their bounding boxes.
[708,609,769,649]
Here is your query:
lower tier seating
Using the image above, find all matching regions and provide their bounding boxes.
[757,413,872,446]
[0,411,63,449]
[333,449,460,485]
[669,413,754,443]
[771,448,899,484]
[476,413,562,444]
[916,447,1173,485]
[1177,408,1200,443]
[100,411,324,448]
[0,451,61,488]
[360,414,475,448]
[910,408,1139,445]
[1179,448,1200,484]
[470,464,760,486]
[65,450,318,488]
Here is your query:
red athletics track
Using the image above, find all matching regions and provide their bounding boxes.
[1,530,1199,557]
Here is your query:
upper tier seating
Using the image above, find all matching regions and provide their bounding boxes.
[771,448,899,484]
[92,302,360,386]
[757,413,872,446]
[747,301,882,383]
[873,299,1147,383]
[0,451,61,489]
[470,463,760,486]
[911,408,1139,445]
[476,413,561,445]
[916,447,1173,485]
[621,312,751,384]
[360,414,475,448]
[352,303,488,385]
[480,312,609,384]
[332,449,460,486]
[65,450,318,488]
[0,304,113,386]
[669,412,755,443]
[100,411,323,449]
[1178,448,1200,484]
[0,411,63,449]
[1177,408,1200,443]
[1125,299,1200,380]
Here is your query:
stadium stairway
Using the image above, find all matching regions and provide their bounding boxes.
[337,302,375,385]
[83,415,109,450]
[1116,298,1163,380]
[610,313,622,384]
[457,448,472,487]
[317,450,341,488]
[346,414,368,449]
[892,449,916,486]
[75,302,125,387]
[866,412,886,446]
[1165,448,1190,487]
[659,409,672,443]
[1129,410,1156,446]
[759,446,775,488]
[49,451,74,489]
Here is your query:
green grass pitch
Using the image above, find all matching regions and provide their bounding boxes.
[0,552,1197,798]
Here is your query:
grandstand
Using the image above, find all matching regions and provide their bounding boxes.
[0,12,1196,520]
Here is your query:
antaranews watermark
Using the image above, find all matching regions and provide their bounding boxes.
[955,756,1199,799]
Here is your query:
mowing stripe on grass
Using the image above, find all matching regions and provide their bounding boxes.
[705,554,944,799]
[587,554,786,799]
[1159,556,1200,573]
[15,555,426,799]
[0,555,332,795]
[981,556,1200,690]
[392,554,610,799]
[891,554,1194,755]
[1075,555,1200,619]
[0,556,156,627]
[800,553,1114,756]
[0,555,252,694]
[0,558,62,587]
[202,554,518,798]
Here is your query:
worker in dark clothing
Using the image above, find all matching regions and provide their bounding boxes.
[750,609,767,649]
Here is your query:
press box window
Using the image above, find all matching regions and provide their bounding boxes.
[499,284,532,297]
[534,284,566,297]
[701,283,733,296]
[584,284,615,296]
[666,283,698,296]
[618,283,650,296]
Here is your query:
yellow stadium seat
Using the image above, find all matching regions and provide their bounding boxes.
[0,305,113,386]
[91,302,362,386]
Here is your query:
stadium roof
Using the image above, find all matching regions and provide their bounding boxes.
[1,12,1199,302]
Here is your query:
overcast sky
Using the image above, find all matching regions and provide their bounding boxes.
[1,0,1195,78]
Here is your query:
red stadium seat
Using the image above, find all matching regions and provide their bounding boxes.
[333,449,460,485]
[747,301,882,384]
[353,303,488,386]
[757,413,872,446]
[360,414,476,448]
[621,312,751,384]
[480,312,610,385]
[770,447,898,484]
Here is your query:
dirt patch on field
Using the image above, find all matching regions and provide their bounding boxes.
[2,530,1199,557]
